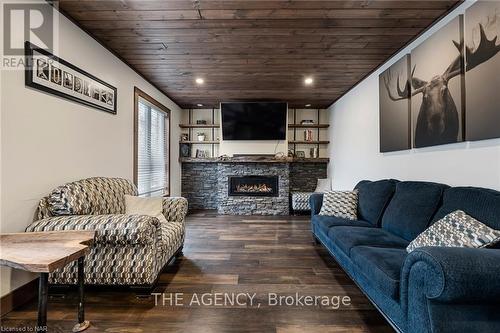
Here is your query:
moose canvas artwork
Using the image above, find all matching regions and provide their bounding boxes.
[465,1,500,141]
[379,55,411,152]
[410,16,465,148]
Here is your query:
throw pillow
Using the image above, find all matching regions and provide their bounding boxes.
[407,210,500,253]
[315,178,332,193]
[318,190,358,220]
[124,195,167,224]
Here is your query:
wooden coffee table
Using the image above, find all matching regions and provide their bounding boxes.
[0,230,95,332]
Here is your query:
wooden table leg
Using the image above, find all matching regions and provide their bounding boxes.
[37,272,48,330]
[72,256,90,332]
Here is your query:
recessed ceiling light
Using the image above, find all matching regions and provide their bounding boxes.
[195,78,204,85]
[196,103,203,107]
[304,77,313,85]
[305,104,311,107]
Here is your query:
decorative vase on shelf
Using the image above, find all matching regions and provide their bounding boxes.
[197,133,206,141]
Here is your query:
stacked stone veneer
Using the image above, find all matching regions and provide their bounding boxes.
[289,163,328,192]
[181,162,328,215]
[217,163,289,215]
[181,163,218,210]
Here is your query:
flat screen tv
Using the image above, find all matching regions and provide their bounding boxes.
[221,102,287,140]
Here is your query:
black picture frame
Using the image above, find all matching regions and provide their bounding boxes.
[25,41,117,114]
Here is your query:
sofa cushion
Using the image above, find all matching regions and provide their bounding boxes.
[350,246,407,299]
[319,190,359,220]
[125,195,167,224]
[381,181,448,241]
[432,187,500,230]
[407,210,500,253]
[313,215,373,236]
[48,177,138,216]
[355,179,398,226]
[328,226,410,256]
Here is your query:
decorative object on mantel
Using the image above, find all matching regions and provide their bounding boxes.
[300,119,315,125]
[296,151,305,158]
[197,132,206,141]
[218,154,230,161]
[180,143,191,158]
[288,149,295,158]
[180,133,189,141]
[196,120,207,125]
[274,152,286,159]
[195,149,207,158]
[310,147,319,158]
[25,42,117,114]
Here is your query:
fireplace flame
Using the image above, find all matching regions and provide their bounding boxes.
[235,183,273,193]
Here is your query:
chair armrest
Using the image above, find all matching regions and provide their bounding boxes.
[162,197,188,223]
[26,214,160,246]
[401,247,500,307]
[309,193,324,216]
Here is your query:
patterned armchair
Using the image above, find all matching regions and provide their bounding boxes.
[25,177,188,291]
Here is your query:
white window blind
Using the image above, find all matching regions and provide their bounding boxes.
[137,97,169,197]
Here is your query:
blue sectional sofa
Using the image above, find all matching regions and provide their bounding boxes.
[310,180,500,333]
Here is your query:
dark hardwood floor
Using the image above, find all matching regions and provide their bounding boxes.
[1,212,392,332]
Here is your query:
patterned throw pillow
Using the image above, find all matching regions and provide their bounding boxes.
[407,210,500,253]
[318,190,358,220]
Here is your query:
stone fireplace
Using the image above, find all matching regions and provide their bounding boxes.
[228,175,279,197]
[181,156,328,215]
[217,162,289,215]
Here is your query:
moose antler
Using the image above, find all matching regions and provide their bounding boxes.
[382,68,409,101]
[410,65,426,96]
[466,23,500,71]
[443,40,464,82]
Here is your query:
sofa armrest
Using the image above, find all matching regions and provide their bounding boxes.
[401,247,500,306]
[309,193,324,216]
[162,197,188,223]
[26,214,160,246]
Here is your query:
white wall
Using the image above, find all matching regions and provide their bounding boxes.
[328,0,500,191]
[0,5,182,297]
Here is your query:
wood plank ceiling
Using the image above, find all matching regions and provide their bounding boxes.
[57,0,460,109]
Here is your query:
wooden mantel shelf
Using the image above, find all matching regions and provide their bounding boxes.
[288,140,330,144]
[180,157,329,164]
[179,124,219,128]
[181,140,220,144]
[288,124,329,128]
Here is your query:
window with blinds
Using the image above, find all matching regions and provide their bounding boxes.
[135,92,170,197]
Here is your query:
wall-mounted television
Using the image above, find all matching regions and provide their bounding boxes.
[221,102,287,140]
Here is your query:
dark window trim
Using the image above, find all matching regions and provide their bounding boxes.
[133,87,171,196]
